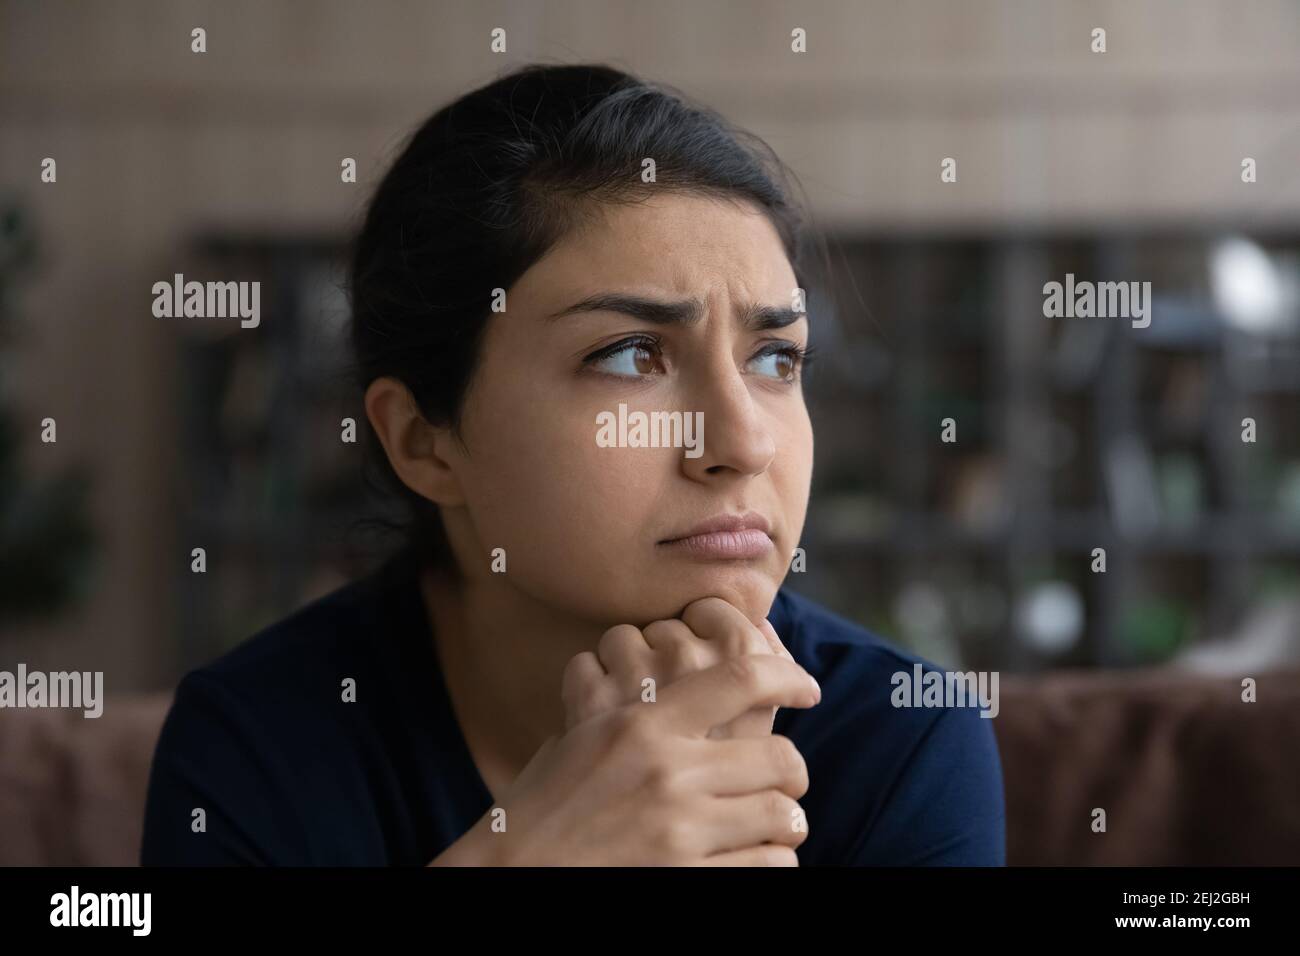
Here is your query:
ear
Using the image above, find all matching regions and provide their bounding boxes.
[363,377,466,507]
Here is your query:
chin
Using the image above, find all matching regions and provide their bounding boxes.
[637,565,783,627]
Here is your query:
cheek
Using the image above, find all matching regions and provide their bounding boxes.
[458,390,661,588]
[771,404,814,540]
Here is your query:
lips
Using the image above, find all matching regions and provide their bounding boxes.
[661,511,773,541]
[658,511,774,560]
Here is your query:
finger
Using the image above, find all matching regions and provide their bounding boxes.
[697,845,799,867]
[559,651,617,729]
[680,597,770,659]
[562,649,608,686]
[595,624,654,680]
[693,790,808,855]
[679,734,809,799]
[656,654,821,737]
[705,704,778,740]
[641,618,712,682]
[758,617,794,661]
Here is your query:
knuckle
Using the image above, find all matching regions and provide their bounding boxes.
[723,653,763,689]
[652,816,697,861]
[769,735,808,787]
[642,760,679,799]
[563,694,597,727]
[607,704,654,744]
[560,653,601,697]
[561,675,617,729]
[718,627,751,658]
[680,597,727,633]
[684,595,728,617]
[744,627,773,655]
[641,619,680,642]
[667,641,707,672]
[762,788,793,820]
[646,622,708,667]
[741,636,768,660]
[587,685,625,722]
[597,623,641,658]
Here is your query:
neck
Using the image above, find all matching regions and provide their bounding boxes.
[417,556,603,788]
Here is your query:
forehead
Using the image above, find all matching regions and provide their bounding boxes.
[515,192,798,307]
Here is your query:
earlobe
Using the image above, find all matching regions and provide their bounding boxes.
[363,377,466,507]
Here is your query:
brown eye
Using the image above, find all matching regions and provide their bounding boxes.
[584,337,666,378]
[772,351,795,380]
[632,346,659,375]
[749,344,804,382]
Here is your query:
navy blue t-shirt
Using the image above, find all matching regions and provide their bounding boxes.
[141,551,1006,866]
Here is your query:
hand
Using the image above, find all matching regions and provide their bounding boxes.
[437,654,821,866]
[561,596,807,740]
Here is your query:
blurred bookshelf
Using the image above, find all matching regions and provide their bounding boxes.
[173,230,1300,675]
[794,232,1300,673]
[174,234,377,672]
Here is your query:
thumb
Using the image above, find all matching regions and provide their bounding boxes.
[758,617,794,661]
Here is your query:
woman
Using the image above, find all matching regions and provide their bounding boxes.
[141,62,1005,866]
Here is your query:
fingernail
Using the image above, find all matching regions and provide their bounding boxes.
[808,674,821,702]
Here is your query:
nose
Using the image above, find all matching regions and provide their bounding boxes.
[679,355,777,483]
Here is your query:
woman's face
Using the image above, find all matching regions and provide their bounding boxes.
[443,191,813,627]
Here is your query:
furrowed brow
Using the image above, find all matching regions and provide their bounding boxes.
[546,293,704,326]
[547,293,806,331]
[739,302,806,332]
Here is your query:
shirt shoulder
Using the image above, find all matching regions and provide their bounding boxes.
[188,569,386,709]
[142,558,428,865]
[768,586,1007,866]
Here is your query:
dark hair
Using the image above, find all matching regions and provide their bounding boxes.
[346,61,828,575]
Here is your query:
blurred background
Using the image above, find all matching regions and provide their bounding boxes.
[1,0,1298,865]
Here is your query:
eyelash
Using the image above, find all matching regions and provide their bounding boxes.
[581,334,817,383]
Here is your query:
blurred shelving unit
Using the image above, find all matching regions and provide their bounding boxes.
[173,234,380,671]
[794,232,1300,672]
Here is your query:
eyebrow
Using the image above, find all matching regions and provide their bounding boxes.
[545,292,805,331]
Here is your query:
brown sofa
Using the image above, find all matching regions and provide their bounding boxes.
[2,668,1297,865]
